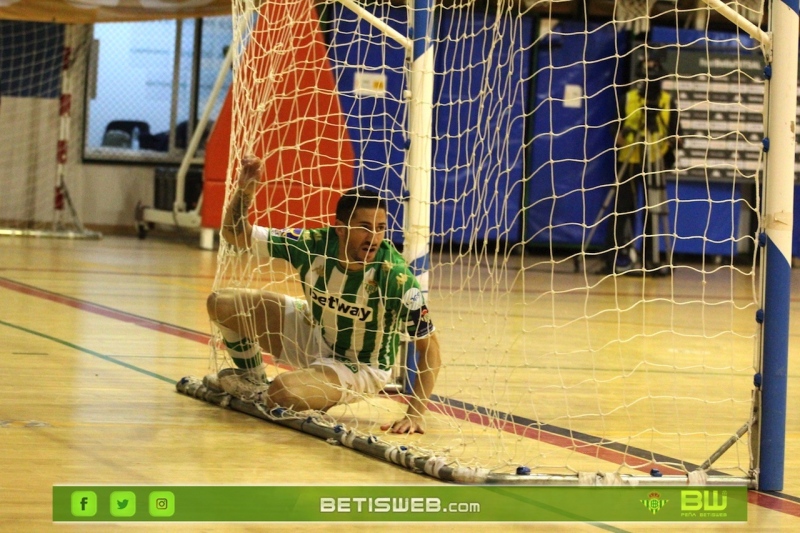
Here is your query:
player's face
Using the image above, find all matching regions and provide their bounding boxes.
[338,207,387,269]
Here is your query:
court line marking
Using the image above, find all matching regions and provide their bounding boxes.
[0,276,766,474]
[428,397,692,476]
[1,266,771,302]
[0,318,175,385]
[0,276,209,344]
[2,275,797,519]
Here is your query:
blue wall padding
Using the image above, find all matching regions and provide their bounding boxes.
[325,14,759,255]
[432,10,533,244]
[627,181,742,258]
[526,21,627,247]
[793,185,800,258]
[328,7,531,245]
[326,4,409,241]
[666,181,742,257]
[650,26,757,49]
[0,21,63,98]
[649,26,756,258]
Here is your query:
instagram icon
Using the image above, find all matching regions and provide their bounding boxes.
[148,491,175,517]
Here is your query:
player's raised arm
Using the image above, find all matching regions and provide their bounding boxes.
[220,155,264,249]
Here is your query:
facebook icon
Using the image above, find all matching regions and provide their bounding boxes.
[70,491,97,517]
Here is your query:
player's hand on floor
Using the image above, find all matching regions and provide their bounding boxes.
[381,414,425,435]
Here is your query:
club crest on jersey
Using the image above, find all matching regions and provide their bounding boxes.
[311,289,373,322]
[364,280,379,295]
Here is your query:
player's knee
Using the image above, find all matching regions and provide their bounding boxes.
[206,292,220,320]
[207,292,234,322]
[269,375,305,410]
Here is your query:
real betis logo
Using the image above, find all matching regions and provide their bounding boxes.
[641,492,668,515]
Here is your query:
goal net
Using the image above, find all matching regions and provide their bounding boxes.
[0,22,97,238]
[201,0,791,485]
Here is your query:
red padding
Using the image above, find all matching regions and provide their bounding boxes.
[201,0,354,230]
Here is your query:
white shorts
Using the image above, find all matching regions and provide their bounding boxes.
[279,295,391,405]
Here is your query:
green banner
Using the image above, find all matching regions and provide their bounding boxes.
[53,485,747,522]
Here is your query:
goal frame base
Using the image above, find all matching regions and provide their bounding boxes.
[176,376,754,487]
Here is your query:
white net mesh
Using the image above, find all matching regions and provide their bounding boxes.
[207,0,769,481]
[613,0,656,33]
[734,0,766,24]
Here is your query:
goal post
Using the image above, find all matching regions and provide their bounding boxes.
[189,0,796,488]
[756,0,798,492]
[401,0,435,394]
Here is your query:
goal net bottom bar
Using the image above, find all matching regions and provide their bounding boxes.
[176,376,752,487]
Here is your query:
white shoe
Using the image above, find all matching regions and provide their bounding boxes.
[202,371,223,392]
[204,365,269,399]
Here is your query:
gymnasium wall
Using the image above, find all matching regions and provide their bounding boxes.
[0,20,156,229]
[0,15,792,256]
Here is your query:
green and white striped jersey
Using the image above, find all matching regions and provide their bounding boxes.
[252,226,434,370]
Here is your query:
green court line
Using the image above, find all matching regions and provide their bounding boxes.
[0,319,176,385]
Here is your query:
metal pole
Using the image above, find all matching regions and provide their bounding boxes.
[174,30,234,213]
[402,0,435,393]
[758,0,798,491]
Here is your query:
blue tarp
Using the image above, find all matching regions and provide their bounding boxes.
[431,9,532,244]
[326,4,409,241]
[328,6,531,246]
[527,21,626,248]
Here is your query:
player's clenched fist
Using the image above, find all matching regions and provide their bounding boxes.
[237,155,264,195]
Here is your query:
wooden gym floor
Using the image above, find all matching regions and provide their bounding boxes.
[1,234,799,531]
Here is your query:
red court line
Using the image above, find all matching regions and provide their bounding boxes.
[0,267,215,280]
[426,401,685,476]
[4,274,800,519]
[0,277,210,345]
[749,491,800,518]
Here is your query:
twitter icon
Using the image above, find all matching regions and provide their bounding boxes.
[110,491,136,518]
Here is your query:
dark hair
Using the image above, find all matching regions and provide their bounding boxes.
[335,187,387,224]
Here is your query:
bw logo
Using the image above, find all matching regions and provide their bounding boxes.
[681,490,727,511]
[641,492,668,515]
